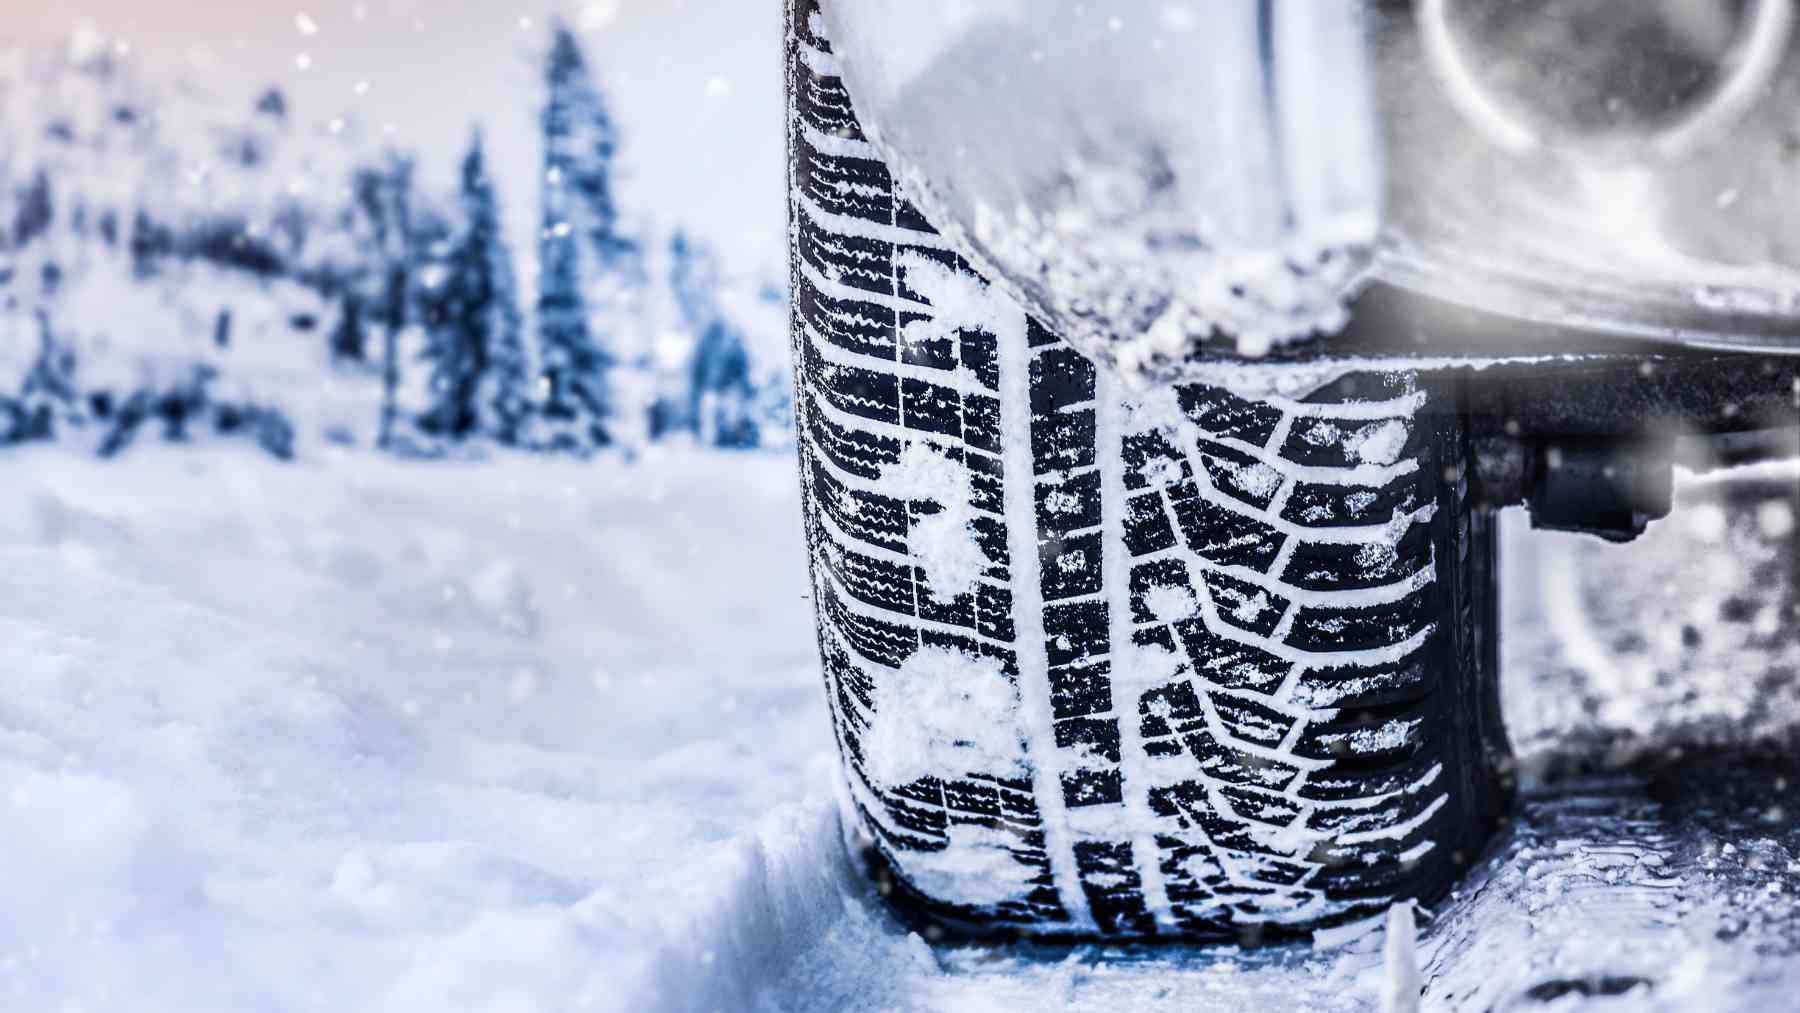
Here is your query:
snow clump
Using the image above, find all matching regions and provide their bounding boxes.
[902,822,1039,907]
[862,644,1027,789]
[885,439,986,603]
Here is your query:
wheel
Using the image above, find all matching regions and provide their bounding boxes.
[786,0,1513,940]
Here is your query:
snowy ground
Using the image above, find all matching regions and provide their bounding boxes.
[2,445,1798,1011]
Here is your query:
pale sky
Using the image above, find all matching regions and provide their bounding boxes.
[0,0,785,277]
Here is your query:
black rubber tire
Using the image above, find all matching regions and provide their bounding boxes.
[786,0,1512,941]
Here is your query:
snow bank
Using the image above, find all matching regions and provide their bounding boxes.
[617,793,857,1013]
[0,445,830,1012]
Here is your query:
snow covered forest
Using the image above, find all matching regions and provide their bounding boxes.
[0,20,791,462]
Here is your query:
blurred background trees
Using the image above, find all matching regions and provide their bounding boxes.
[0,19,789,460]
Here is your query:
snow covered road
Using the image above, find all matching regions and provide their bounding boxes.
[0,446,832,1011]
[2,447,1798,1011]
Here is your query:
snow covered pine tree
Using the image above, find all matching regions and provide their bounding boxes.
[418,133,528,444]
[350,155,418,452]
[671,231,760,449]
[467,147,532,448]
[787,0,1511,939]
[534,23,642,453]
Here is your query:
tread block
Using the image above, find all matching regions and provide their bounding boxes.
[1220,786,1304,830]
[1305,783,1442,836]
[1123,491,1179,555]
[960,336,1002,396]
[898,326,957,373]
[1122,427,1193,491]
[1295,748,1445,802]
[1177,385,1285,446]
[1029,346,1097,414]
[968,515,1011,579]
[1173,618,1289,691]
[1199,570,1290,639]
[1286,584,1435,654]
[795,72,863,148]
[1128,557,1194,624]
[892,243,966,304]
[1210,693,1298,749]
[1139,680,1206,741]
[1300,371,1418,405]
[1044,600,1108,667]
[1169,489,1283,572]
[1074,840,1157,936]
[805,408,900,480]
[895,197,936,235]
[1280,416,1420,470]
[796,279,897,359]
[1053,715,1122,764]
[1291,652,1433,710]
[801,150,896,233]
[813,360,901,427]
[1295,699,1432,763]
[819,584,914,670]
[1035,467,1103,533]
[1039,529,1103,601]
[809,464,907,550]
[961,393,1003,455]
[1175,730,1301,792]
[1061,767,1124,808]
[1050,659,1113,721]
[1030,406,1096,474]
[899,376,966,441]
[1280,521,1434,592]
[829,547,918,615]
[1195,438,1284,510]
[1281,475,1419,528]
[798,210,896,295]
[975,583,1016,643]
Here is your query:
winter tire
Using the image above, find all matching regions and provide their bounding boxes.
[786,0,1512,940]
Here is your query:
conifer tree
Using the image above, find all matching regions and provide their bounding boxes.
[533,23,642,451]
[11,171,53,248]
[419,133,528,443]
[351,155,417,451]
[329,294,368,361]
[464,139,530,445]
[690,316,757,449]
[669,231,758,449]
[15,310,78,443]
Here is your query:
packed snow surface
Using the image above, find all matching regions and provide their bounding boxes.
[3,446,1799,1011]
[0,445,826,1012]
